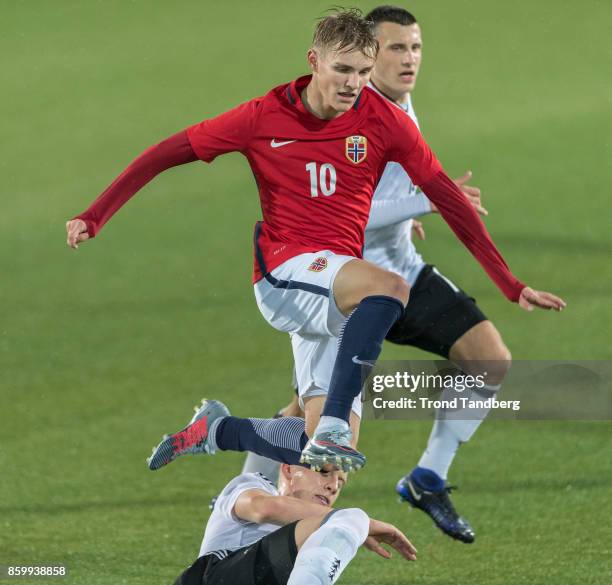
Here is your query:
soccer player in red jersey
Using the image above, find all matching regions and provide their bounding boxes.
[66,10,565,473]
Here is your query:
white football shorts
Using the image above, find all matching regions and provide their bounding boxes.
[254,250,362,417]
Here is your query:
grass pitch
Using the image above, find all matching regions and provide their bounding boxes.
[1,1,611,584]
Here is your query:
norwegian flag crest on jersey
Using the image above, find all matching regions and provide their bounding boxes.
[345,135,367,164]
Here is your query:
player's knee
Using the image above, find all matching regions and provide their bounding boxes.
[453,323,512,385]
[376,272,410,306]
[485,343,512,384]
[326,508,370,544]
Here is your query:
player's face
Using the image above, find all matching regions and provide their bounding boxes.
[308,46,375,115]
[286,467,347,507]
[372,22,422,102]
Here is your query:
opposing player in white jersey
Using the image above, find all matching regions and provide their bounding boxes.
[171,463,416,585]
[363,5,506,544]
[241,5,521,544]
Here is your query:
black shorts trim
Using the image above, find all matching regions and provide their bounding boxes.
[386,264,487,358]
[264,272,329,297]
[176,522,299,585]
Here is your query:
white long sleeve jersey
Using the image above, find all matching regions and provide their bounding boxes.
[364,88,429,286]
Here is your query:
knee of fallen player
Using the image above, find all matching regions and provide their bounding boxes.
[291,508,370,585]
[325,508,370,544]
[305,508,370,553]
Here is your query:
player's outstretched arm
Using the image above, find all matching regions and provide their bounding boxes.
[420,170,566,310]
[391,116,565,309]
[65,130,197,248]
[233,490,332,526]
[364,518,417,561]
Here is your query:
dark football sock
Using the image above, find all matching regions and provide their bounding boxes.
[212,416,307,465]
[322,295,404,423]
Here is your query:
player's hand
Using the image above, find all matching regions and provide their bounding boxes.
[66,219,90,249]
[430,170,488,216]
[412,219,426,240]
[364,518,417,561]
[454,170,487,215]
[518,287,566,312]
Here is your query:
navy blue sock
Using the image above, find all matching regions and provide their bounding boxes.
[322,295,404,422]
[214,416,307,465]
[410,466,445,492]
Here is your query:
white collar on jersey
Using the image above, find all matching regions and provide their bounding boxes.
[367,81,413,114]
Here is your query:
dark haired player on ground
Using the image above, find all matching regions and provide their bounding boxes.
[171,455,416,585]
[66,9,564,474]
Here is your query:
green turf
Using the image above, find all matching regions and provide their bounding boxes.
[1,1,611,583]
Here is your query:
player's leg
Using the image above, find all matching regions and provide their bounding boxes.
[154,335,362,473]
[302,259,409,469]
[279,392,303,418]
[152,251,336,474]
[292,332,364,470]
[148,345,360,471]
[254,251,398,471]
[242,451,285,483]
[415,320,511,482]
[288,508,370,585]
[409,321,511,481]
[388,265,510,542]
[198,509,368,585]
[241,384,302,483]
[449,319,511,383]
[149,409,309,471]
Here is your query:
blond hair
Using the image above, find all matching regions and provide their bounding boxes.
[312,8,378,59]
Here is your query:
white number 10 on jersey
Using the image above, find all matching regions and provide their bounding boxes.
[306,162,337,197]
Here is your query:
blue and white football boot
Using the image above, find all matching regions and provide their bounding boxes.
[396,471,475,543]
[300,427,366,473]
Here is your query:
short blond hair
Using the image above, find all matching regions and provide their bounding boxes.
[312,8,378,59]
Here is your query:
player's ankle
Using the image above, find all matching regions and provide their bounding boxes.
[410,466,445,492]
[316,416,350,434]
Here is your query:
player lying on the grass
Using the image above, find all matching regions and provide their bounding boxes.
[66,9,565,474]
[241,5,516,544]
[170,451,416,584]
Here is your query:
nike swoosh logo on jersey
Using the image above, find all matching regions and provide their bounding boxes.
[352,355,375,368]
[270,139,297,148]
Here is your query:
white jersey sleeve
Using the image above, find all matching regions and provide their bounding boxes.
[364,88,427,285]
[366,191,431,230]
[198,472,280,560]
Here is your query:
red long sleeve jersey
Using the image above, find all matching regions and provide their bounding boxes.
[188,75,441,283]
[78,75,525,300]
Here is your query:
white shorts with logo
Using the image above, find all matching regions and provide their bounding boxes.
[254,250,363,417]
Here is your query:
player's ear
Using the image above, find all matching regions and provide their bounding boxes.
[307,48,319,73]
[279,464,292,481]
